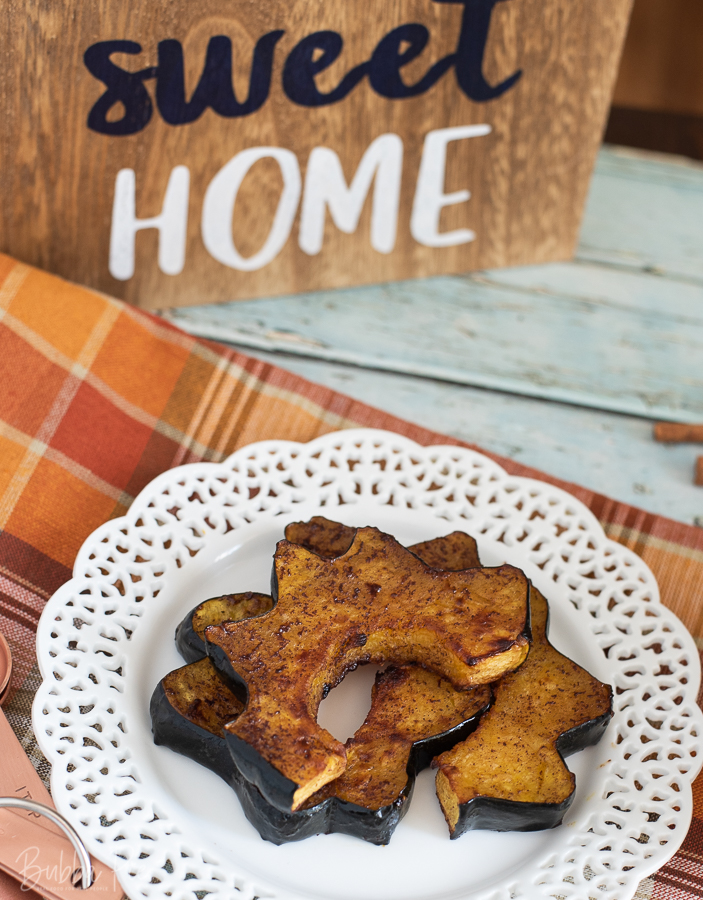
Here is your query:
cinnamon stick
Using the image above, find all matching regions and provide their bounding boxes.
[696,457,703,487]
[653,423,703,444]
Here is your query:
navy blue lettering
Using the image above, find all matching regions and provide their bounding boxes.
[368,23,455,98]
[84,41,157,135]
[282,31,367,107]
[433,0,522,101]
[84,0,522,133]
[156,32,284,125]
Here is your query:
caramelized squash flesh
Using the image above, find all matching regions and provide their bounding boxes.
[176,592,273,663]
[207,527,530,811]
[284,516,357,559]
[286,516,482,571]
[435,588,613,836]
[176,517,482,664]
[409,531,481,570]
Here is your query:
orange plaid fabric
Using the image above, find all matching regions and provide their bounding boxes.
[1,253,702,897]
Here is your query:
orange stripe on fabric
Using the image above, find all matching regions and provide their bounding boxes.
[0,370,87,529]
[8,266,116,362]
[0,414,133,507]
[43,447,132,504]
[75,302,122,370]
[205,362,268,459]
[5,457,116,568]
[91,310,191,419]
[189,355,243,457]
[2,304,160,427]
[0,259,29,312]
[124,305,197,355]
[171,353,230,467]
[2,308,83,373]
[0,442,44,531]
[0,301,127,528]
[82,371,160,431]
[0,433,27,499]
[1,301,294,463]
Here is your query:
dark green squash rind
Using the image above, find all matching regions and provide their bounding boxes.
[233,775,412,845]
[150,681,235,778]
[410,713,490,774]
[175,608,209,663]
[556,700,613,757]
[228,691,490,843]
[450,792,575,836]
[224,729,300,815]
[205,639,250,704]
[151,683,410,845]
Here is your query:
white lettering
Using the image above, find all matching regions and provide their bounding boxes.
[202,147,301,271]
[109,166,190,280]
[299,134,403,256]
[410,124,491,248]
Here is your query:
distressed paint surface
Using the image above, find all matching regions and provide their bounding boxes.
[578,147,703,283]
[167,270,703,419]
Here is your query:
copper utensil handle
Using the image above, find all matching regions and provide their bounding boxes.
[0,798,92,889]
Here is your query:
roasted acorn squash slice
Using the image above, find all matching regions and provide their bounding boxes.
[176,518,481,662]
[286,516,482,571]
[284,516,356,559]
[206,526,530,811]
[434,587,613,837]
[176,592,273,663]
[174,516,356,663]
[151,657,490,844]
[408,530,481,570]
[150,657,244,776]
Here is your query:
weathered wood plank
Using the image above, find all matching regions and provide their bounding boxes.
[165,260,703,421]
[164,146,703,421]
[236,348,703,526]
[577,146,703,283]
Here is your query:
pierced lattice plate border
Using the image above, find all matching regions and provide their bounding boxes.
[33,428,703,900]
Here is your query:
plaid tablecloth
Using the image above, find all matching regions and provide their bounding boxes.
[0,253,701,899]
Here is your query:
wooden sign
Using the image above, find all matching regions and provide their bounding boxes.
[0,0,632,310]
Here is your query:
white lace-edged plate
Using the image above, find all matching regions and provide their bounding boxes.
[33,428,703,900]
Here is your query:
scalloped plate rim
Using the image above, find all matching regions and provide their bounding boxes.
[32,428,703,900]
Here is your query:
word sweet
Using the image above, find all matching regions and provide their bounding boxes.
[109,124,490,279]
[86,0,520,135]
